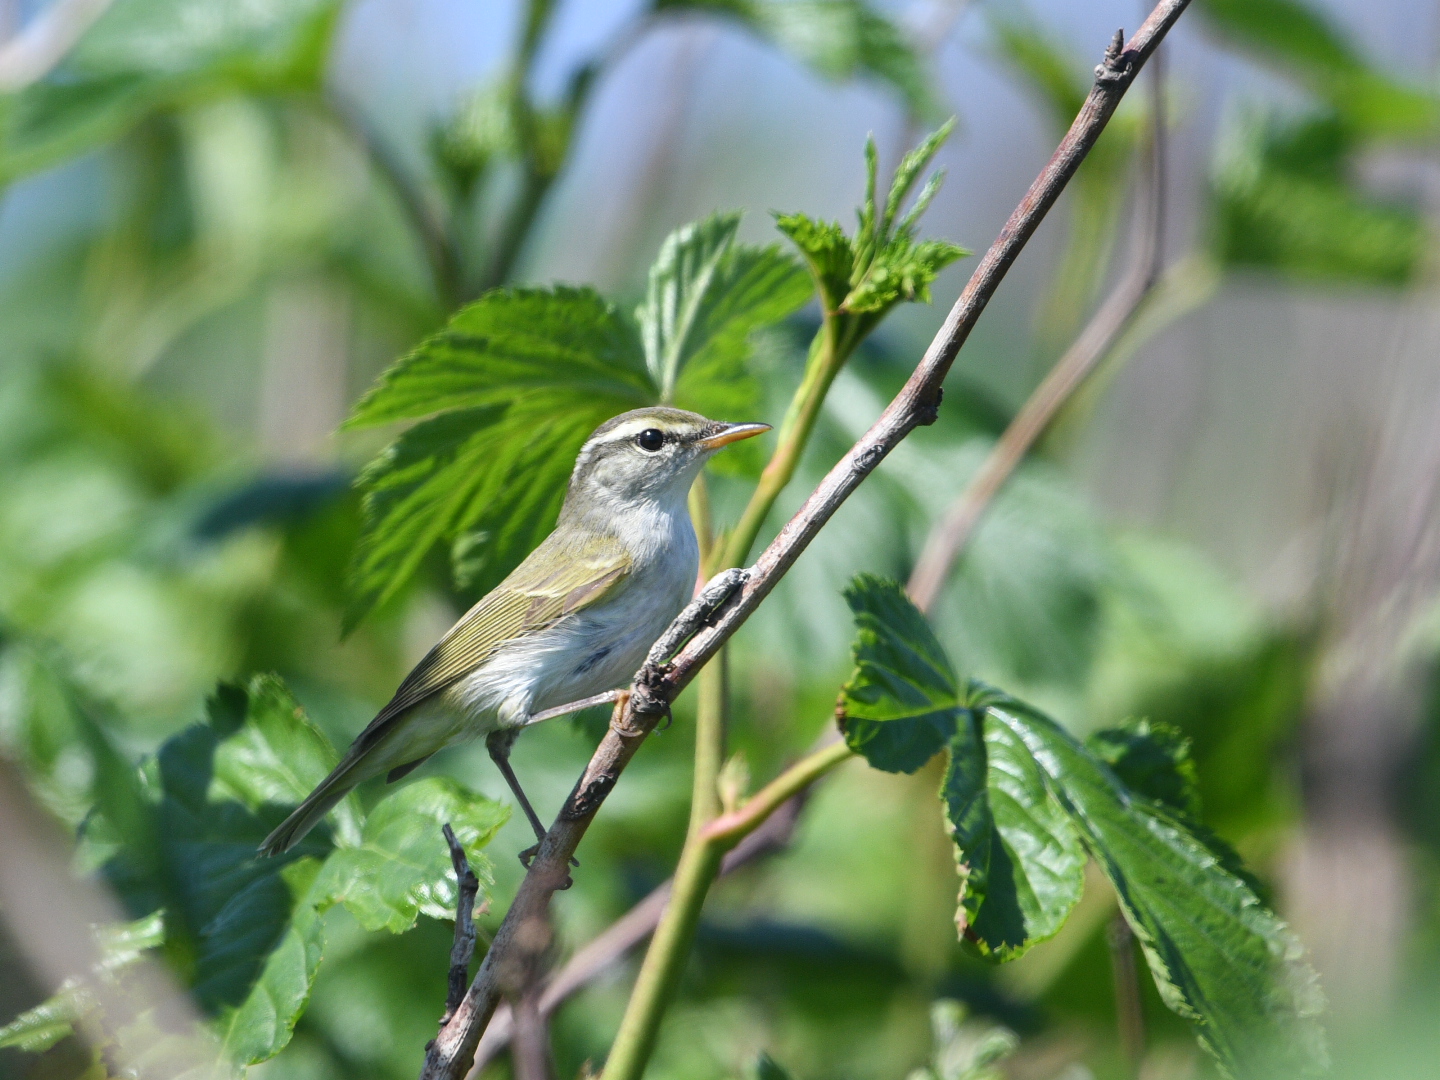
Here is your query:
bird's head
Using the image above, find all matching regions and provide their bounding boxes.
[562,406,769,518]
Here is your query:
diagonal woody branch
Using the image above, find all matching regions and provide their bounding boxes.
[418,4,1190,1077]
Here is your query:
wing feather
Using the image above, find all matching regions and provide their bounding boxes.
[353,531,632,746]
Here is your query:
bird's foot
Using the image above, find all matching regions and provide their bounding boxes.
[517,843,579,871]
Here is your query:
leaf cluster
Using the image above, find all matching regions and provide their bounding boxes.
[837,576,1327,1078]
[15,673,507,1070]
[342,213,810,630]
[775,120,967,348]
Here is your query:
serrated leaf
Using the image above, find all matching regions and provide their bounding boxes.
[839,574,960,773]
[216,858,325,1066]
[953,711,1083,960]
[661,0,933,116]
[342,287,652,628]
[641,213,811,409]
[0,0,341,183]
[1086,718,1201,820]
[313,777,509,933]
[773,212,854,312]
[988,692,1328,1078]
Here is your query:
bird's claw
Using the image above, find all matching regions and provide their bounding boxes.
[517,844,578,871]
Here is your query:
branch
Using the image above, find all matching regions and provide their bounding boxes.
[906,35,1169,611]
[417,7,1189,1077]
[439,824,481,1029]
[467,781,807,1075]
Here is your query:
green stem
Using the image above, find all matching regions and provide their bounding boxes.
[717,314,853,571]
[600,742,853,1080]
[689,651,727,835]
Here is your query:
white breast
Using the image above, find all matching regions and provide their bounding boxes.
[443,492,698,728]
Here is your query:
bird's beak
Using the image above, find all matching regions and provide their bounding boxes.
[696,422,771,450]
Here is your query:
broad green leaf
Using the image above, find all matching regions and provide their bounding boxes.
[313,777,509,933]
[640,212,810,408]
[773,213,854,312]
[660,0,933,116]
[839,574,960,773]
[1213,110,1426,285]
[208,676,362,846]
[988,693,1328,1078]
[342,287,652,628]
[839,577,1081,958]
[1198,0,1439,138]
[216,858,325,1066]
[955,708,1083,959]
[0,0,341,183]
[1086,718,1201,820]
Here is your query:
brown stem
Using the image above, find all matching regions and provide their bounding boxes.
[417,7,1189,1077]
[439,824,481,1029]
[907,37,1168,611]
[466,789,807,1075]
[1108,913,1146,1075]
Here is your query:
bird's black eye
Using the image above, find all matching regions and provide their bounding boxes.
[636,428,665,452]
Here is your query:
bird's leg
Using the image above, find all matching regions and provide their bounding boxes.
[485,730,578,874]
[524,688,624,726]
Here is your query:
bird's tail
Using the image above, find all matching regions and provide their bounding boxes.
[258,758,363,857]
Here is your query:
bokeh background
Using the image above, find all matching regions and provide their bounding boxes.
[4,0,1440,1077]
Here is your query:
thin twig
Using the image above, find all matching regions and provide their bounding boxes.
[908,38,1167,610]
[467,794,805,1074]
[440,824,481,1029]
[417,8,1188,1078]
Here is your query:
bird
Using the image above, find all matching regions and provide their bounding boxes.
[259,406,768,858]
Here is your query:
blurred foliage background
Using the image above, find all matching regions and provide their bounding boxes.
[3,0,1440,1078]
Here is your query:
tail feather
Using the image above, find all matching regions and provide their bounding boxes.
[258,763,360,857]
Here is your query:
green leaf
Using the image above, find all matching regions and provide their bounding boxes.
[216,857,326,1066]
[953,708,1084,960]
[776,122,965,333]
[640,212,811,408]
[1213,110,1426,285]
[660,0,933,117]
[1198,0,1439,138]
[753,1051,794,1080]
[1087,718,1201,820]
[838,574,961,773]
[987,692,1328,1078]
[0,0,341,183]
[923,1000,1018,1080]
[313,777,509,933]
[0,985,83,1054]
[839,577,1082,958]
[208,676,362,846]
[342,287,653,628]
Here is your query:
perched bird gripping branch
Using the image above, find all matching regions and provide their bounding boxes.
[259,407,767,861]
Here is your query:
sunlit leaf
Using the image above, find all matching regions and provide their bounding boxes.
[313,777,508,934]
[342,287,652,628]
[988,692,1329,1077]
[0,0,341,183]
[215,857,325,1066]
[839,574,960,773]
[953,706,1083,959]
[1086,718,1201,820]
[0,986,82,1054]
[661,0,933,116]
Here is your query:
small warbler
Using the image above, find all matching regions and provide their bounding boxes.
[260,407,767,857]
